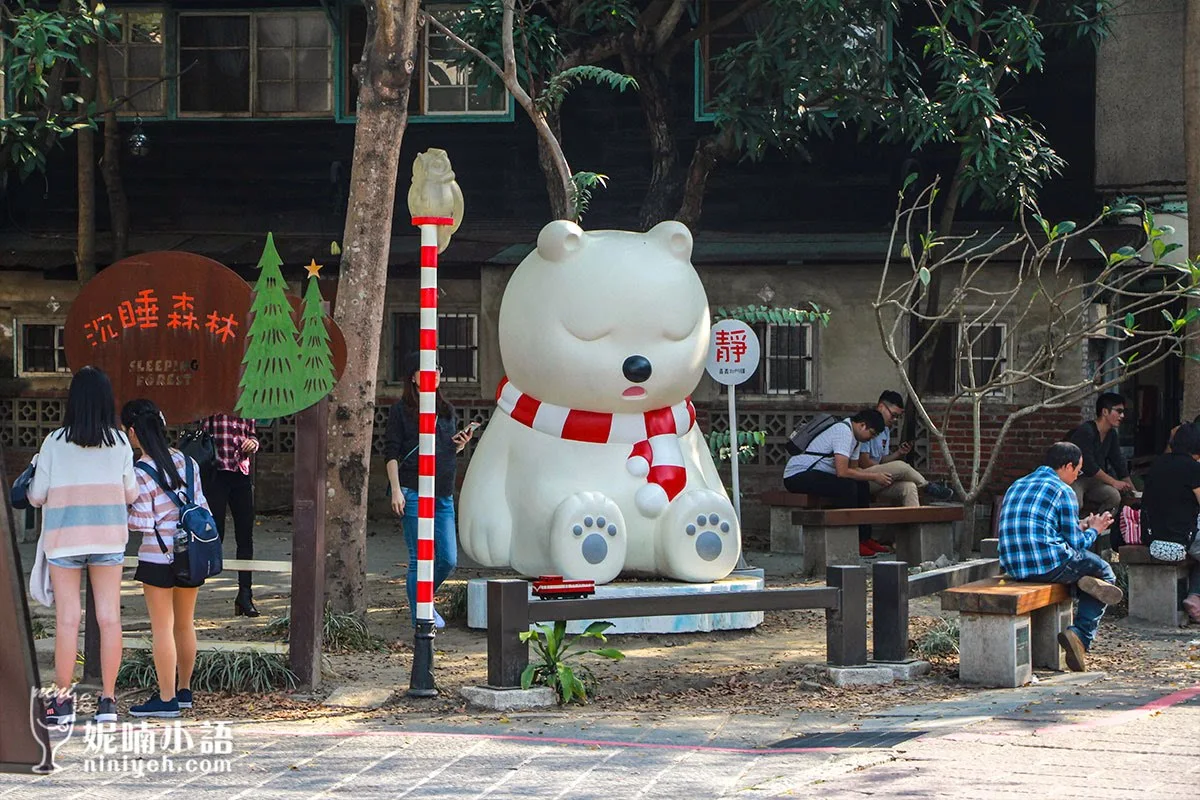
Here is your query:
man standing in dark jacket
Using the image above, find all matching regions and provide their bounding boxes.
[1066,392,1134,517]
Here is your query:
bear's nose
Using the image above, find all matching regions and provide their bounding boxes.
[622,355,652,383]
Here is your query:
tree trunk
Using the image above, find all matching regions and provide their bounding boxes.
[901,154,972,442]
[627,56,681,229]
[676,131,731,229]
[325,0,421,617]
[1182,0,1200,420]
[535,108,572,220]
[75,43,98,284]
[95,42,129,261]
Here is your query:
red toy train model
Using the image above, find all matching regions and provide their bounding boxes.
[531,575,597,600]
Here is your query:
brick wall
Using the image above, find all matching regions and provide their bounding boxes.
[922,403,1086,495]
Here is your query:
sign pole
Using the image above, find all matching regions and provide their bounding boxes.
[289,393,328,689]
[728,382,741,522]
[408,215,453,698]
[705,319,761,573]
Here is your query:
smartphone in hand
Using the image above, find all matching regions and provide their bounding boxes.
[464,421,482,436]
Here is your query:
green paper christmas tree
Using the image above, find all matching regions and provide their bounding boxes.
[297,273,335,406]
[236,233,303,417]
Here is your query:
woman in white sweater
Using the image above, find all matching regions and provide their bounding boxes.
[28,366,138,725]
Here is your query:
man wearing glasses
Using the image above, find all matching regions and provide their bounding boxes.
[1066,392,1135,517]
[861,390,955,506]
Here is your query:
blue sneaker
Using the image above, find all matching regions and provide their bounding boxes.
[176,688,193,709]
[130,693,180,718]
[433,609,446,629]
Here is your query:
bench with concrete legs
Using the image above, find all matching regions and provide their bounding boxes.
[942,577,1072,687]
[762,490,830,553]
[1119,545,1188,627]
[778,505,964,574]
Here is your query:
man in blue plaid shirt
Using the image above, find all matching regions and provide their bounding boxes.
[997,442,1123,672]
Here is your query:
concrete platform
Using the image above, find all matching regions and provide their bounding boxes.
[466,576,766,634]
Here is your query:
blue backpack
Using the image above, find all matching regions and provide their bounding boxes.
[135,456,223,586]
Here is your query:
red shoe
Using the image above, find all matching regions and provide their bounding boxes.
[858,542,878,557]
[866,539,894,554]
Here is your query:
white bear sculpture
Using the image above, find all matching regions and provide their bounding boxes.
[458,219,741,584]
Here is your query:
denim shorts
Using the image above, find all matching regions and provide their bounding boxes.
[47,552,126,569]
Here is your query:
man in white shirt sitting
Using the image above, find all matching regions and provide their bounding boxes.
[862,390,955,506]
[782,409,892,556]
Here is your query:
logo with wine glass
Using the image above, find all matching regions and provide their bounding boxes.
[29,687,75,773]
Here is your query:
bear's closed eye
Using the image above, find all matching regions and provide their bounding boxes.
[662,313,702,342]
[562,317,612,342]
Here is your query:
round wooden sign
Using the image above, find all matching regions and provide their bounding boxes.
[64,250,346,424]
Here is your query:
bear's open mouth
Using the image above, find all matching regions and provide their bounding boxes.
[622,387,647,399]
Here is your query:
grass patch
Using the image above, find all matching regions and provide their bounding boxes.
[261,605,388,653]
[117,648,297,693]
[914,617,960,659]
[30,619,50,639]
[439,580,469,623]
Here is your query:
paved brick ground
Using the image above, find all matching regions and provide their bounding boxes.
[2,672,1197,797]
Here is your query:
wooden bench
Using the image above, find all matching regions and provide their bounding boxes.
[1119,546,1189,627]
[762,490,831,552]
[774,504,964,574]
[942,577,1072,687]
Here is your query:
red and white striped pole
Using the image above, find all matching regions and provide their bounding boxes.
[408,214,453,698]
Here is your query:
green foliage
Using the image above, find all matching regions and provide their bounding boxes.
[713,304,831,327]
[538,66,637,113]
[520,620,625,705]
[710,0,1115,213]
[570,171,608,223]
[0,0,119,178]
[262,605,388,653]
[30,619,50,639]
[117,648,298,693]
[448,1,638,220]
[914,617,960,659]
[706,429,766,465]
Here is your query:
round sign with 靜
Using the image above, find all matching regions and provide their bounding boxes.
[705,319,761,386]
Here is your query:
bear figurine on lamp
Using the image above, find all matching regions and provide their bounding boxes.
[459,220,741,585]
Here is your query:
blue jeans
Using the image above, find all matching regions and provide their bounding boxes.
[48,552,125,568]
[400,488,458,625]
[1022,549,1115,650]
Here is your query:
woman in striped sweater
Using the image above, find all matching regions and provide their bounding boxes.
[122,399,209,718]
[28,366,139,725]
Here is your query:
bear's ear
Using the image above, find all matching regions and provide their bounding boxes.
[648,220,693,260]
[536,220,585,262]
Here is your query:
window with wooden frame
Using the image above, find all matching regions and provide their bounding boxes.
[177,11,332,117]
[920,321,1009,397]
[695,0,762,119]
[957,322,1008,397]
[16,322,69,376]
[342,4,506,119]
[744,322,814,395]
[390,312,479,383]
[105,8,166,116]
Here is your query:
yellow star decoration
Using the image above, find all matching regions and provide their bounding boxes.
[304,259,323,278]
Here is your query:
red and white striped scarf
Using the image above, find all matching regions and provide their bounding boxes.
[496,377,695,514]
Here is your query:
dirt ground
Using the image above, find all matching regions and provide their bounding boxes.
[25,516,1200,722]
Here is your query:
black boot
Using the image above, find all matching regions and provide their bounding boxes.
[234,572,259,617]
